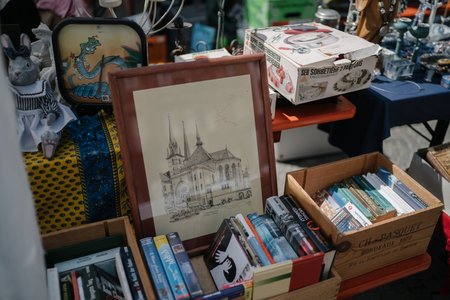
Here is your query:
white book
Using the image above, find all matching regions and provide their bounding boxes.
[46,267,61,300]
[115,252,133,300]
[366,173,414,214]
[77,276,85,300]
[343,202,372,227]
[55,247,121,274]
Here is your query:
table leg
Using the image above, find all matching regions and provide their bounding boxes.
[430,120,450,147]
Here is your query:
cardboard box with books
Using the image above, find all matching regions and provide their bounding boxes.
[243,23,380,104]
[42,216,155,299]
[407,146,450,215]
[284,152,443,280]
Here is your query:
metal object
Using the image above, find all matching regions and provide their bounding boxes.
[344,0,360,34]
[315,6,341,29]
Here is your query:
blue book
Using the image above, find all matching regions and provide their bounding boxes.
[329,183,375,221]
[194,284,245,300]
[247,213,298,263]
[154,235,190,300]
[140,237,174,300]
[166,232,204,298]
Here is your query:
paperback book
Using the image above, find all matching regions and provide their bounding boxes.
[166,232,204,298]
[120,246,146,300]
[140,237,174,300]
[246,213,298,263]
[154,235,190,300]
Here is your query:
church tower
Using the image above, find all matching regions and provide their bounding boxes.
[166,115,184,176]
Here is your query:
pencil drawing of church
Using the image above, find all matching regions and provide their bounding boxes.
[160,117,252,222]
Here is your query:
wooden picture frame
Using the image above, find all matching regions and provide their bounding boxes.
[109,54,277,255]
[52,18,147,108]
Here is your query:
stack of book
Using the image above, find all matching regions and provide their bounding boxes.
[312,167,428,233]
[46,244,146,300]
[426,142,450,182]
[204,194,336,291]
[140,232,204,300]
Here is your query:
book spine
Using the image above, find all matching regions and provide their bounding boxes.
[330,184,374,221]
[166,232,204,298]
[77,275,85,300]
[140,237,174,300]
[247,213,298,263]
[243,215,275,264]
[60,274,75,300]
[343,202,372,227]
[364,174,413,214]
[344,178,387,217]
[376,167,428,209]
[70,270,81,300]
[115,252,133,300]
[352,175,396,213]
[77,265,102,300]
[236,213,272,266]
[229,216,262,267]
[194,284,245,300]
[279,194,330,253]
[265,196,317,256]
[120,246,146,300]
[47,267,61,300]
[154,235,190,300]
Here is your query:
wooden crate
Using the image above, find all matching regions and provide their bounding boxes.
[190,256,341,300]
[42,216,155,300]
[284,152,443,280]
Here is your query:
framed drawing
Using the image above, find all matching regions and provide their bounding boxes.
[109,54,277,254]
[52,18,147,108]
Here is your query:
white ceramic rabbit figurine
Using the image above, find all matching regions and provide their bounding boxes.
[1,33,76,158]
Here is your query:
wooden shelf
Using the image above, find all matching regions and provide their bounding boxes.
[272,95,356,142]
[337,253,432,300]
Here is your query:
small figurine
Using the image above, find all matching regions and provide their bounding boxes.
[1,33,76,158]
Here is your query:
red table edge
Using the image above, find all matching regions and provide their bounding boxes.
[337,253,431,300]
[272,95,356,143]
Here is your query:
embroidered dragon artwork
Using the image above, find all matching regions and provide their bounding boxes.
[62,35,142,102]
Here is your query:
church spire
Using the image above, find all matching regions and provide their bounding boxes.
[167,115,180,158]
[196,122,203,147]
[182,121,190,160]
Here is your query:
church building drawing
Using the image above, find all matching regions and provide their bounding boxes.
[160,117,252,221]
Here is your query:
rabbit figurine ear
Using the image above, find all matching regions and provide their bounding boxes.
[1,34,15,59]
[20,33,31,51]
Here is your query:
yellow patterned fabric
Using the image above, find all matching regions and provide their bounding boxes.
[24,111,131,234]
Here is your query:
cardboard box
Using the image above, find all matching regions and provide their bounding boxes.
[243,23,380,104]
[246,0,317,29]
[42,216,156,300]
[407,150,450,215]
[284,152,443,280]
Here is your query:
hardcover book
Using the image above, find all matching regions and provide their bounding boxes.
[204,219,254,289]
[229,216,263,267]
[235,213,272,266]
[140,237,174,300]
[153,235,190,300]
[279,194,336,280]
[166,232,204,298]
[426,142,450,182]
[243,215,275,264]
[265,196,317,256]
[246,213,298,263]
